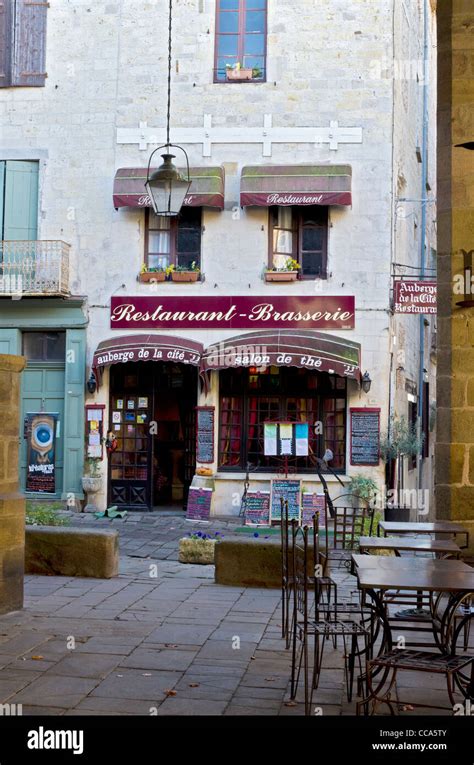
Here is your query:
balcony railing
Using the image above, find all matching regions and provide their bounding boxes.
[0,241,70,296]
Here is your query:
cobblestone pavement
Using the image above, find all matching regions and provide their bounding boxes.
[0,512,464,716]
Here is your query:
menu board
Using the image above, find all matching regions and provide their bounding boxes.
[350,408,380,466]
[270,479,301,523]
[264,422,309,458]
[196,407,215,464]
[85,404,105,460]
[301,493,326,526]
[243,491,271,526]
[186,487,213,522]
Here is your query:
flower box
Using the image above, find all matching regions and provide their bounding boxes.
[226,68,253,81]
[171,271,200,283]
[139,271,166,283]
[264,271,299,282]
[178,537,217,565]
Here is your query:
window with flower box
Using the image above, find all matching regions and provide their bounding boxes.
[214,0,267,83]
[145,207,202,271]
[269,206,328,278]
[219,367,347,472]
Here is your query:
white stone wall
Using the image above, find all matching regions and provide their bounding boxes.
[0,0,436,512]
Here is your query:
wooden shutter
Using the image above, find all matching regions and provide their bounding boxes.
[12,0,48,86]
[0,1,12,87]
[3,160,39,240]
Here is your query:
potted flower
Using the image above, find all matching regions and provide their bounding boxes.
[178,531,222,564]
[138,263,166,283]
[169,262,200,283]
[226,62,253,81]
[264,257,301,282]
[81,457,102,513]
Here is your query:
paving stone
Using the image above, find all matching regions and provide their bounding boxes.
[89,669,182,700]
[71,696,160,715]
[155,697,229,715]
[144,624,215,645]
[120,648,197,671]
[196,640,258,662]
[43,653,122,678]
[12,676,100,708]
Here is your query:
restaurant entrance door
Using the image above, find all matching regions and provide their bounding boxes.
[109,361,197,511]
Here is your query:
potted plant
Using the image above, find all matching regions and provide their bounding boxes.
[138,263,166,283]
[379,415,424,522]
[81,457,102,513]
[226,62,253,81]
[348,475,378,508]
[178,531,223,564]
[169,262,200,283]
[264,257,301,282]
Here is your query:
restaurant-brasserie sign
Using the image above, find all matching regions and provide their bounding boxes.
[393,281,437,314]
[111,296,355,330]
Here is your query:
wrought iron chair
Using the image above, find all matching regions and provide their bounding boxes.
[280,497,293,648]
[330,496,375,570]
[357,592,474,715]
[289,521,369,714]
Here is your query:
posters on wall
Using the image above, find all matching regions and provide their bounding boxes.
[264,422,309,458]
[25,413,58,493]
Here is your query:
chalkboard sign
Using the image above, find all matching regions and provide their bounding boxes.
[301,493,326,526]
[270,479,301,523]
[243,491,271,526]
[196,407,215,464]
[186,487,213,522]
[350,408,380,466]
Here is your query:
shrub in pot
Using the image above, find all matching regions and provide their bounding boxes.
[178,531,223,564]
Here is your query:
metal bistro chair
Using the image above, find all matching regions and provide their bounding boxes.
[331,496,375,569]
[280,498,338,649]
[289,521,369,715]
[280,497,293,648]
[357,591,474,715]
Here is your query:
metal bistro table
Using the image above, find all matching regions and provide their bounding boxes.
[377,520,470,550]
[358,535,462,559]
[353,555,474,709]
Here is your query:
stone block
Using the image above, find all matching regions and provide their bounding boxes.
[25,526,119,579]
[215,538,315,588]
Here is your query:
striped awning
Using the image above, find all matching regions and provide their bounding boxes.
[240,165,352,207]
[200,329,361,379]
[92,334,203,385]
[113,167,225,210]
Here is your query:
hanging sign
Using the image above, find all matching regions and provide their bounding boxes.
[393,281,437,314]
[25,413,59,493]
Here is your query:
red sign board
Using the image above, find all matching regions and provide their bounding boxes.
[111,296,355,331]
[393,281,437,314]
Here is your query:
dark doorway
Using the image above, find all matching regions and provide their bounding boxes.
[108,361,197,511]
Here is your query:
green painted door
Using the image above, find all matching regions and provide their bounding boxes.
[20,364,65,498]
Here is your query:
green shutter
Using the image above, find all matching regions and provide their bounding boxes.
[0,328,21,355]
[3,160,38,240]
[62,328,86,499]
[0,161,4,238]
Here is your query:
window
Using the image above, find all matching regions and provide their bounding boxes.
[214,0,267,83]
[269,206,328,278]
[0,1,48,88]
[22,331,65,361]
[0,160,39,240]
[145,207,202,271]
[219,367,347,472]
[408,399,418,470]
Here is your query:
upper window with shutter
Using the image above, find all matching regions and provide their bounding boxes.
[0,0,48,88]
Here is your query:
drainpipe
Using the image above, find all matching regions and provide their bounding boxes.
[417,0,429,493]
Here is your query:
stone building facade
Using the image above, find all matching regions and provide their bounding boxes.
[0,0,436,517]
